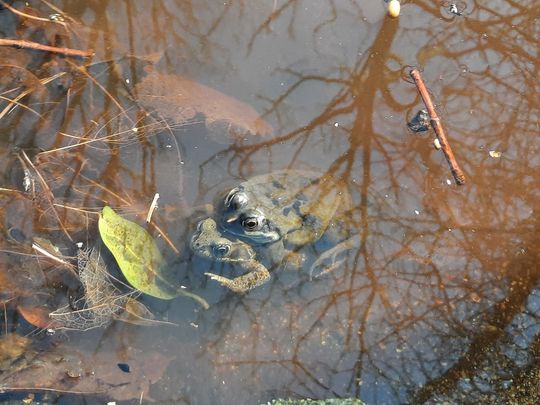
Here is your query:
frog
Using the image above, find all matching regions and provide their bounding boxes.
[190,218,271,293]
[190,170,355,293]
[217,170,345,245]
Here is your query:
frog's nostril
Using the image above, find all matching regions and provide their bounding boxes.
[213,244,230,258]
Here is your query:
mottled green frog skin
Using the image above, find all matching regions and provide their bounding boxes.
[191,170,351,293]
[218,170,344,247]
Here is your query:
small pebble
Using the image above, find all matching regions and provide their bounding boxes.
[388,0,400,18]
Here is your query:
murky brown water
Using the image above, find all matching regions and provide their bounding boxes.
[1,1,540,404]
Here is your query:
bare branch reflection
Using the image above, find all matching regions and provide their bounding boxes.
[1,0,539,403]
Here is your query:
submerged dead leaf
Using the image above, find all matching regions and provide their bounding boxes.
[49,247,133,331]
[0,334,31,365]
[134,70,273,139]
[0,343,173,401]
[17,305,62,329]
[0,260,47,304]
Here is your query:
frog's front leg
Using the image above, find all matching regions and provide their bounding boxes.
[205,260,270,293]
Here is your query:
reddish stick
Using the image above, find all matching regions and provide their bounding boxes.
[410,69,466,185]
[0,38,93,58]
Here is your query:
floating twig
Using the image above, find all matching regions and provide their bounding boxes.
[0,38,93,58]
[410,69,466,185]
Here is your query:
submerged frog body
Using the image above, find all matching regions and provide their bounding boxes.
[190,170,354,293]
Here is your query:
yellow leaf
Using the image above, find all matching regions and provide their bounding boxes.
[98,206,208,309]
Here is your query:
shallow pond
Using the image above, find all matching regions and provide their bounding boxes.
[1,1,539,404]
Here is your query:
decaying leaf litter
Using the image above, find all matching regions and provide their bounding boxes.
[0,1,273,401]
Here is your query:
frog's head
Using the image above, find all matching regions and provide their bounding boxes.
[219,187,281,244]
[190,218,255,262]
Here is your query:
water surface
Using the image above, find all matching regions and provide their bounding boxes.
[1,1,539,404]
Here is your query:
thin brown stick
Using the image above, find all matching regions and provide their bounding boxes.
[40,0,78,24]
[410,69,466,185]
[0,386,106,395]
[0,0,66,26]
[65,60,131,121]
[148,221,180,255]
[0,38,93,58]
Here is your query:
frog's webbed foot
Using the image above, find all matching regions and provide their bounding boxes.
[205,261,271,293]
[309,235,360,279]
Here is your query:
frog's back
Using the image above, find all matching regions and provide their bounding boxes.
[221,170,349,247]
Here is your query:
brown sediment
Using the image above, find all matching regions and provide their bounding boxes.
[410,68,466,185]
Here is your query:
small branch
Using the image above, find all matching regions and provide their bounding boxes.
[0,38,93,58]
[410,69,466,185]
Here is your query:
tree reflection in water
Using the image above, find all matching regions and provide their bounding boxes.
[190,1,540,403]
[0,1,538,404]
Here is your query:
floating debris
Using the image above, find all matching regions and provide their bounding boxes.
[433,138,442,150]
[410,69,466,185]
[489,150,502,158]
[408,109,430,133]
[48,13,65,22]
[50,247,135,330]
[448,3,463,16]
[388,0,400,18]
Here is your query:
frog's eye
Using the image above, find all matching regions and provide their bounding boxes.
[224,189,248,210]
[242,216,260,231]
[213,244,230,258]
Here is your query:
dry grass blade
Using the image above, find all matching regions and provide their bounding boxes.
[0,95,43,118]
[0,87,34,121]
[40,0,78,24]
[0,0,67,28]
[17,150,73,241]
[65,60,131,122]
[31,241,73,269]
